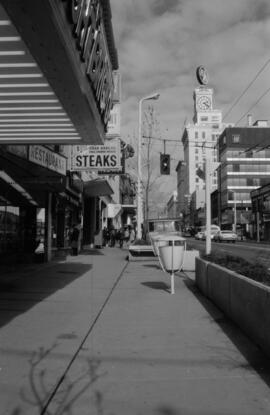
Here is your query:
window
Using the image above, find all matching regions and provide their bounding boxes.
[195,131,198,139]
[223,136,226,144]
[202,131,206,139]
[233,164,240,172]
[232,134,240,143]
[212,134,215,141]
[195,148,199,154]
[201,116,208,122]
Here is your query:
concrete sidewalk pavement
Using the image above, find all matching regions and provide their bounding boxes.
[1,248,270,414]
[51,251,270,415]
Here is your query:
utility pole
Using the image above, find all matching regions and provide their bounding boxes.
[205,157,211,255]
[233,191,237,233]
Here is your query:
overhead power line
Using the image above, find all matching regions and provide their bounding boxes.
[235,86,270,125]
[223,57,270,120]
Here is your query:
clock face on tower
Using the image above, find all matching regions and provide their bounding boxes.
[197,95,211,110]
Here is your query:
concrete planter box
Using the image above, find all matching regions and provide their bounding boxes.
[128,244,155,261]
[195,257,270,358]
[183,250,200,272]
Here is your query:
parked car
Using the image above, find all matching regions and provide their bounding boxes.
[195,231,204,240]
[213,230,237,243]
[202,230,218,240]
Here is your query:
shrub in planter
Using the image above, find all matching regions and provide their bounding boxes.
[202,252,270,286]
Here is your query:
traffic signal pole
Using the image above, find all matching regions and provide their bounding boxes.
[205,157,211,255]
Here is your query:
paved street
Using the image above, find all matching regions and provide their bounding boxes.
[1,248,270,414]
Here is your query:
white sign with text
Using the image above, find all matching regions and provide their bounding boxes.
[71,142,121,172]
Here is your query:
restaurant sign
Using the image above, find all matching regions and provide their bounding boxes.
[71,141,121,172]
[29,145,67,175]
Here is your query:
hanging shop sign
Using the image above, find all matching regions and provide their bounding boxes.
[71,141,121,172]
[97,155,125,175]
[28,145,67,175]
[68,0,114,127]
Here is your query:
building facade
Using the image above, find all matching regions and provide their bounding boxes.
[178,83,231,226]
[0,0,119,262]
[251,183,270,242]
[166,191,178,218]
[217,121,270,236]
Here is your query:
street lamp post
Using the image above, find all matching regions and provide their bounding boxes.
[231,191,237,233]
[205,157,211,255]
[137,92,160,239]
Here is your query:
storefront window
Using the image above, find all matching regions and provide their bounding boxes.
[0,206,20,256]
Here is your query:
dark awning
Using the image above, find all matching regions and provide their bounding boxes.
[83,179,113,198]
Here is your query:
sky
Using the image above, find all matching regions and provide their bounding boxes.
[110,0,270,214]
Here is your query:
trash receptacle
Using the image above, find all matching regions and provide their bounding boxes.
[157,235,186,294]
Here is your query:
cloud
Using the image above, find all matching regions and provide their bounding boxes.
[110,0,270,209]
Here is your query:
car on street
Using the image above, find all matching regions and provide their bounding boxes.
[213,230,237,243]
[195,231,204,240]
[202,230,218,240]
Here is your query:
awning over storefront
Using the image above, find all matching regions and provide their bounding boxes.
[0,170,38,206]
[0,147,68,205]
[107,203,122,218]
[83,179,114,198]
[0,0,118,145]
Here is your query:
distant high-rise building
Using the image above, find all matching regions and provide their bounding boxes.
[218,121,270,233]
[177,84,232,225]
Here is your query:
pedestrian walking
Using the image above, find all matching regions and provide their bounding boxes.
[117,227,124,248]
[70,224,80,256]
[123,226,130,248]
[127,225,136,247]
[109,227,116,247]
[102,227,110,247]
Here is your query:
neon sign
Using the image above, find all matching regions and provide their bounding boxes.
[69,0,114,127]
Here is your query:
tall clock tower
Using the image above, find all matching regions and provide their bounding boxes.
[178,66,229,227]
[193,87,214,124]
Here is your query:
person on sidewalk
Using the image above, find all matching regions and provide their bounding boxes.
[70,224,80,255]
[127,225,136,247]
[123,226,130,248]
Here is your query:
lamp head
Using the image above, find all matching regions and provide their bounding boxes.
[147,92,160,101]
[141,92,160,102]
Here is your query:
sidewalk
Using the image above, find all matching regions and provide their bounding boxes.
[1,248,270,414]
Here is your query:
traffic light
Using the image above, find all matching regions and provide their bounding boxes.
[160,153,170,175]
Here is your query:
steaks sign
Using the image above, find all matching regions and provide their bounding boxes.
[71,142,121,172]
